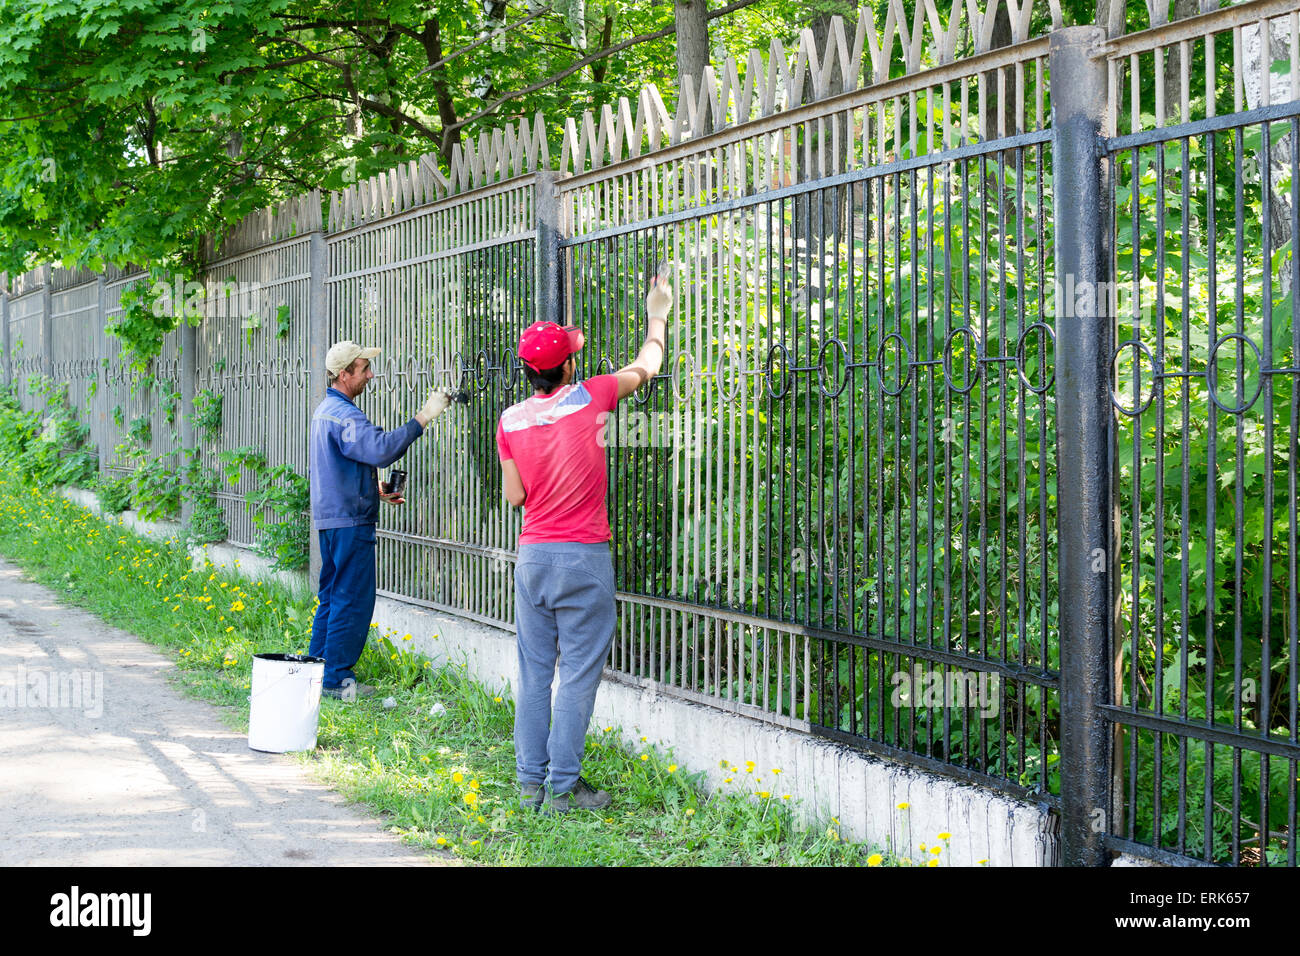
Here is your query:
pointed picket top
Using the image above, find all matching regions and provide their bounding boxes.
[222,0,1238,240]
[209,190,322,258]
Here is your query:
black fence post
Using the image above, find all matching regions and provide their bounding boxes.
[1051,25,1117,867]
[307,229,329,593]
[534,170,563,327]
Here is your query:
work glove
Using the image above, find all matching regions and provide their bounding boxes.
[646,278,672,320]
[420,389,451,422]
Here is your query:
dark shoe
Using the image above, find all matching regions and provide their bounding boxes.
[322,678,377,701]
[542,777,611,814]
[520,782,546,811]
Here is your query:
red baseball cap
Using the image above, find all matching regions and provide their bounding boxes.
[518,321,584,372]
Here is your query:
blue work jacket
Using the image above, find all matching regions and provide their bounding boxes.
[309,387,423,530]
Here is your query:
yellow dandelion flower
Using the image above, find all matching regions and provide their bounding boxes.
[452,772,464,784]
[757,791,771,799]
[938,831,951,840]
[685,808,695,817]
[493,696,502,703]
[977,859,989,865]
[724,777,733,783]
[230,600,244,611]
[639,754,649,762]
[927,858,939,867]
[745,761,755,773]
[931,846,942,856]
[463,792,478,806]
[897,802,910,810]
[225,626,234,633]
[469,779,480,791]
[403,633,412,641]
[436,837,447,846]
[772,768,782,775]
[667,764,677,773]
[867,854,883,867]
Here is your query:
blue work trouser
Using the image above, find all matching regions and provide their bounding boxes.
[309,524,377,688]
[513,542,616,795]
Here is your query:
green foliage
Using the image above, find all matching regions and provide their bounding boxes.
[127,414,152,447]
[160,381,182,426]
[0,377,97,488]
[94,472,134,514]
[275,303,292,339]
[192,389,223,441]
[131,453,181,522]
[182,450,227,546]
[107,268,189,373]
[218,446,266,486]
[247,463,311,571]
[219,446,309,570]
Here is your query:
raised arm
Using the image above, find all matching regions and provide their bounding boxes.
[614,278,673,401]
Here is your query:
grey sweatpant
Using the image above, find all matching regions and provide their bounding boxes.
[512,542,616,795]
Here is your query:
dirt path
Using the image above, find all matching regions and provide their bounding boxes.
[0,556,443,867]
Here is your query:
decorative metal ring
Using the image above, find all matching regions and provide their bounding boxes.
[295,356,308,383]
[595,354,615,377]
[632,372,655,407]
[406,355,420,385]
[1109,339,1158,417]
[718,344,744,405]
[501,349,520,393]
[475,348,491,391]
[942,327,981,396]
[1015,322,1056,395]
[874,334,911,398]
[448,351,468,390]
[257,359,272,388]
[765,343,792,399]
[1207,332,1263,415]
[672,351,694,403]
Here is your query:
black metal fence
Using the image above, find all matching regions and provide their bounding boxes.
[2,1,1298,867]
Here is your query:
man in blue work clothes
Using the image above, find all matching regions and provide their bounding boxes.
[309,340,450,700]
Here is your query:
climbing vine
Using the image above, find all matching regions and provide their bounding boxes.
[219,446,309,571]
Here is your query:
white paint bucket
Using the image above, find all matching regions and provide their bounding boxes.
[248,653,325,752]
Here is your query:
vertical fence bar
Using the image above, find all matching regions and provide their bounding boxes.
[1051,25,1117,868]
[308,229,329,592]
[535,170,563,328]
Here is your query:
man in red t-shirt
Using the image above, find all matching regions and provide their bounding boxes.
[496,277,672,813]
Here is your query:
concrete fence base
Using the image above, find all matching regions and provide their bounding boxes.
[59,485,1084,866]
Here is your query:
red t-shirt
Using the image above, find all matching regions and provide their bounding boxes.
[495,375,619,544]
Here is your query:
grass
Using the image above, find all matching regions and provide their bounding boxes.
[0,474,955,866]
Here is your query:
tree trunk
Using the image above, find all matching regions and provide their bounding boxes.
[1242,18,1296,294]
[674,0,710,133]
